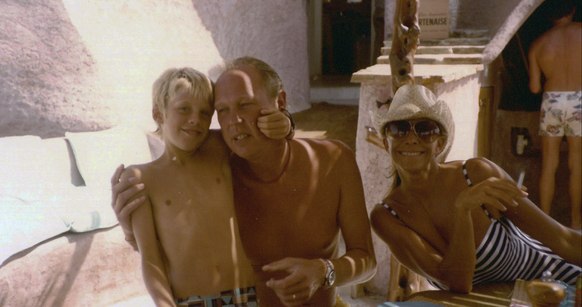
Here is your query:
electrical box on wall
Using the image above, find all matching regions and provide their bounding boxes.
[511,127,538,157]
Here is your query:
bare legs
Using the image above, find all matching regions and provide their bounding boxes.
[567,136,581,230]
[540,136,562,216]
[540,135,582,230]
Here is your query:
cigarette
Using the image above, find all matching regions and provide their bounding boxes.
[517,171,525,189]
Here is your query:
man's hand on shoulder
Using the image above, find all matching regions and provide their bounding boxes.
[111,164,146,251]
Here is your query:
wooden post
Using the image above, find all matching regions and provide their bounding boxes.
[389,0,420,95]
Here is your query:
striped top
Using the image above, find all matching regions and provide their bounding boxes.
[382,161,582,289]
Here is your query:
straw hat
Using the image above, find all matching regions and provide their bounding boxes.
[369,84,455,163]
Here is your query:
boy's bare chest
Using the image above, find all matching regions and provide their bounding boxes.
[145,165,235,229]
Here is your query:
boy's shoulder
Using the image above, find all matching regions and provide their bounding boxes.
[198,130,230,157]
[119,160,159,185]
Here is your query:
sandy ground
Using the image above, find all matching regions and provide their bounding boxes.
[293,101,359,152]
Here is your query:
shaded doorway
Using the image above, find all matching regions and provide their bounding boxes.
[321,0,372,76]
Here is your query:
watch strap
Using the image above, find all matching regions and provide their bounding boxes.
[321,258,335,287]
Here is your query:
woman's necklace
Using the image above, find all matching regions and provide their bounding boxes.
[244,140,291,184]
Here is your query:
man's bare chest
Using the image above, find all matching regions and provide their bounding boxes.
[233,180,340,262]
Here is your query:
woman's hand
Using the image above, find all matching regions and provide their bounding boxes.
[455,177,527,213]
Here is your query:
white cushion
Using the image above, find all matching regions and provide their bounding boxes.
[53,185,118,233]
[0,134,125,264]
[0,196,70,265]
[66,125,152,188]
[0,135,73,201]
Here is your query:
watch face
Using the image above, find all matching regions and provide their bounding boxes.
[329,270,336,285]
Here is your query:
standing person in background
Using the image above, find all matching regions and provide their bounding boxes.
[528,0,582,230]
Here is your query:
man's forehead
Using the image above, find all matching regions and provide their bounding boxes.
[218,64,262,86]
[215,67,264,103]
[216,69,252,88]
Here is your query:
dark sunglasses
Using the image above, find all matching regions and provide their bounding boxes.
[384,120,442,143]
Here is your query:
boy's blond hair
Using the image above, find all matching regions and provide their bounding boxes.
[152,67,214,138]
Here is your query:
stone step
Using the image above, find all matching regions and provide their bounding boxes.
[383,36,490,48]
[381,45,485,56]
[377,53,483,65]
[351,63,485,84]
[448,29,490,38]
[421,36,490,46]
[384,29,489,40]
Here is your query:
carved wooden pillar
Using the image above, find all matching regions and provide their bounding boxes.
[389,0,420,94]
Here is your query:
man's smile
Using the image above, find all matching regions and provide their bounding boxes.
[235,134,250,141]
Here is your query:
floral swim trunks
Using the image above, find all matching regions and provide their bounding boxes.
[539,91,582,137]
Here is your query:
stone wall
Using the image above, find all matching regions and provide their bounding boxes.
[0,0,310,138]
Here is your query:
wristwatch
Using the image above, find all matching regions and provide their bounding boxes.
[321,259,336,287]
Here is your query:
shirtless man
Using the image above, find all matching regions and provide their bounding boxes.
[528,0,582,229]
[213,57,376,306]
[114,57,377,307]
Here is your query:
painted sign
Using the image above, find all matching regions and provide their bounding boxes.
[418,0,450,39]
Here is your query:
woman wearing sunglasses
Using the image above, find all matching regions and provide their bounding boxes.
[369,85,581,294]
